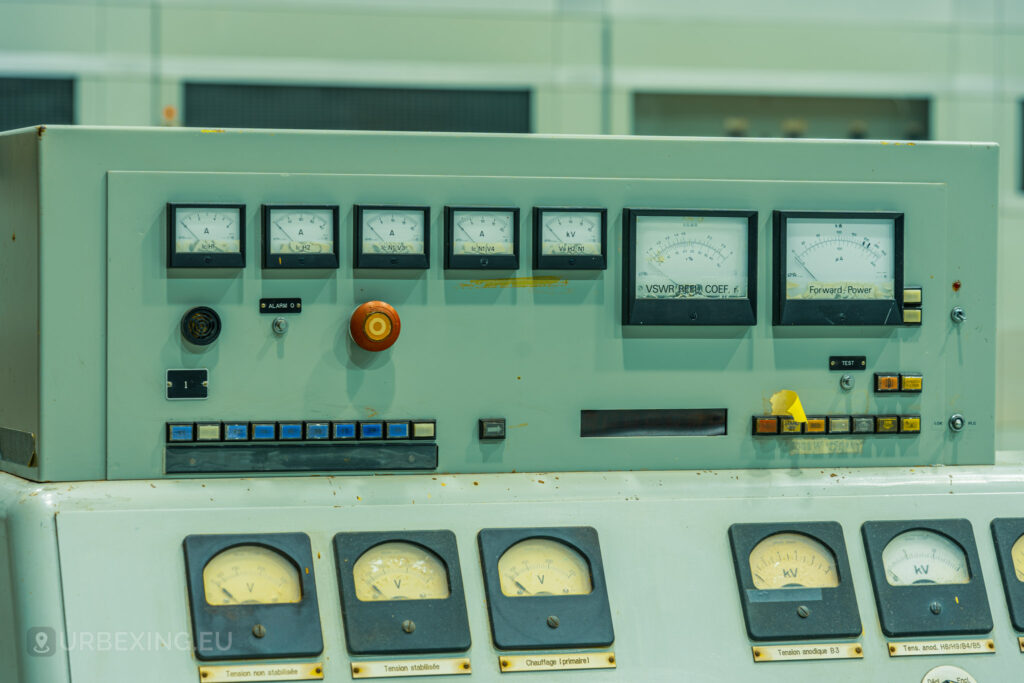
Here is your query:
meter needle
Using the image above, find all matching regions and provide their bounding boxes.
[275,222,297,243]
[514,580,531,595]
[221,587,236,602]
[180,223,200,241]
[459,226,477,243]
[545,226,565,243]
[371,584,385,598]
[794,255,818,280]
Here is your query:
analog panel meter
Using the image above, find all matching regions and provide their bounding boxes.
[203,544,302,605]
[262,204,339,269]
[478,527,613,650]
[354,205,430,269]
[729,523,860,641]
[533,207,607,270]
[183,533,323,661]
[881,529,970,586]
[353,541,451,601]
[990,519,1024,631]
[334,531,470,655]
[862,520,992,637]
[444,206,520,269]
[167,203,245,268]
[497,537,593,597]
[623,209,757,325]
[774,211,904,325]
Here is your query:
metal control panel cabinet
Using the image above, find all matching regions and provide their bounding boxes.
[0,127,996,481]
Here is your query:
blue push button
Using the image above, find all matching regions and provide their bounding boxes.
[333,422,357,440]
[224,423,249,441]
[167,423,194,442]
[359,421,384,439]
[305,422,330,440]
[252,423,277,440]
[279,423,302,440]
[386,421,410,439]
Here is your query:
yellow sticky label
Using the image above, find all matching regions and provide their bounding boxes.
[770,390,807,423]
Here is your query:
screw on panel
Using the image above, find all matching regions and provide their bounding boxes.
[252,624,266,638]
[796,605,810,618]
[402,620,416,633]
[950,306,967,324]
[546,615,560,629]
[949,414,966,432]
[839,374,854,391]
[929,601,942,615]
[272,317,289,335]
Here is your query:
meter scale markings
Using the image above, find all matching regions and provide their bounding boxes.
[635,215,748,300]
[271,210,332,254]
[785,219,895,300]
[882,530,970,586]
[749,533,839,590]
[498,538,592,596]
[541,213,600,256]
[361,210,425,255]
[202,544,302,605]
[353,541,450,601]
[176,208,240,254]
[453,212,514,256]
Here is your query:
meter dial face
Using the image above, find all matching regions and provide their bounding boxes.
[635,214,749,300]
[202,544,302,605]
[267,207,335,255]
[174,206,242,255]
[785,217,896,300]
[450,210,516,256]
[539,210,603,256]
[1011,535,1024,582]
[360,209,427,256]
[882,530,970,586]
[748,533,840,590]
[352,541,450,601]
[498,538,592,597]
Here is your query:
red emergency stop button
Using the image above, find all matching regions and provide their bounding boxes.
[350,301,401,352]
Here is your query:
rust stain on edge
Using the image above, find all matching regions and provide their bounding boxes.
[36,125,45,137]
[459,276,567,290]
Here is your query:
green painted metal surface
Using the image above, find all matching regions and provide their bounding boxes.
[0,126,998,480]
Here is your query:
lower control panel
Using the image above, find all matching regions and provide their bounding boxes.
[3,461,1020,682]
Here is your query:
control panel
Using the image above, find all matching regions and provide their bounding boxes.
[0,128,996,481]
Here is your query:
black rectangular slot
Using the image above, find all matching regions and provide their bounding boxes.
[165,443,437,473]
[580,409,727,438]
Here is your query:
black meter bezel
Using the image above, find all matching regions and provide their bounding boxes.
[261,204,340,269]
[532,207,608,270]
[862,519,992,637]
[990,518,1024,632]
[444,206,520,270]
[167,203,246,268]
[353,204,431,269]
[333,530,471,655]
[773,210,905,326]
[622,208,758,325]
[183,532,323,661]
[478,526,614,650]
[728,522,862,641]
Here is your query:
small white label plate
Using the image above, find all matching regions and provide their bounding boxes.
[498,652,616,673]
[350,658,471,678]
[197,662,323,682]
[887,639,995,657]
[752,643,863,662]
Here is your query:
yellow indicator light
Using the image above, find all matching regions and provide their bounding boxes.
[780,419,803,434]
[903,309,922,325]
[804,417,826,434]
[875,374,899,392]
[900,416,921,434]
[900,374,923,392]
[828,417,852,434]
[876,416,899,434]
[363,312,393,341]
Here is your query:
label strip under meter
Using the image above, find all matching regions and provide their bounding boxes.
[498,652,616,673]
[197,662,323,682]
[351,658,471,678]
[752,643,863,662]
[888,639,995,657]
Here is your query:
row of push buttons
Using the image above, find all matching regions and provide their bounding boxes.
[752,415,921,435]
[167,419,436,443]
[874,372,923,393]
